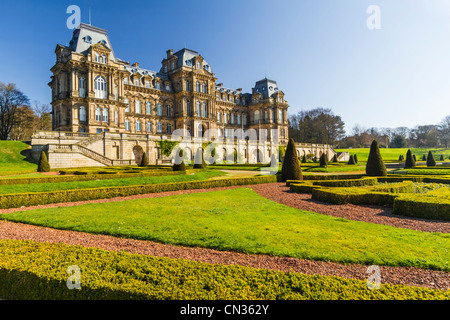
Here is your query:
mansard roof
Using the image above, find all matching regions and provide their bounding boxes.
[68,23,117,61]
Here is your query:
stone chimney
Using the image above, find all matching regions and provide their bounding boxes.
[167,49,173,58]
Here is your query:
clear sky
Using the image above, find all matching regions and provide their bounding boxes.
[1,0,450,134]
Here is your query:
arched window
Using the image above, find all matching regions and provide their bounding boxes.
[197,123,204,138]
[202,102,207,118]
[124,98,130,112]
[146,121,152,133]
[125,119,130,131]
[136,120,141,132]
[185,80,190,91]
[202,83,207,93]
[196,101,201,117]
[165,84,170,92]
[196,81,200,92]
[167,124,172,134]
[95,107,101,121]
[155,82,161,90]
[79,106,86,122]
[94,76,107,99]
[157,122,162,133]
[157,103,162,116]
[124,77,128,84]
[167,105,172,117]
[146,102,151,114]
[196,61,201,69]
[135,100,141,113]
[102,108,108,122]
[186,100,191,116]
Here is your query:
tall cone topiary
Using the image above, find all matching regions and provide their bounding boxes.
[422,154,427,161]
[140,152,148,167]
[37,151,50,172]
[354,154,358,163]
[173,149,186,171]
[404,149,415,168]
[193,148,206,169]
[301,154,307,163]
[348,154,355,165]
[366,140,387,176]
[332,154,338,163]
[427,151,436,167]
[319,153,328,167]
[281,138,302,182]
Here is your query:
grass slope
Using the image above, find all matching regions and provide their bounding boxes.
[2,188,448,271]
[0,141,37,175]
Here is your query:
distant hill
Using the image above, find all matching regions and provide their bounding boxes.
[0,141,37,175]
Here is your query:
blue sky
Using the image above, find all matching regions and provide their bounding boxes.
[1,0,450,134]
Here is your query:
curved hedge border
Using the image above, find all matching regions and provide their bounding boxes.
[0,175,280,209]
[0,239,447,300]
[312,177,378,188]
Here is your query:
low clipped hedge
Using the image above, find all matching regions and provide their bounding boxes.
[312,177,378,188]
[0,175,280,209]
[0,239,447,300]
[393,188,450,221]
[0,170,193,186]
[311,182,415,206]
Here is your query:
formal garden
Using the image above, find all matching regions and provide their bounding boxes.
[0,140,448,300]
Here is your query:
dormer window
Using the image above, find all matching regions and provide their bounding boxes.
[204,65,209,71]
[83,36,92,44]
[94,53,100,63]
[102,55,107,64]
[196,61,201,69]
[135,78,140,86]
[99,40,107,46]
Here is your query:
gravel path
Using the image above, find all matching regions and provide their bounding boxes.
[0,220,448,290]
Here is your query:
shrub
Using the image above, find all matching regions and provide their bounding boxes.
[37,151,50,172]
[393,189,450,221]
[366,140,387,176]
[193,148,206,169]
[301,154,307,163]
[354,154,358,163]
[404,149,416,169]
[440,155,444,161]
[398,155,404,161]
[347,155,355,165]
[422,154,427,161]
[140,152,148,167]
[281,139,302,182]
[332,154,338,163]
[319,153,328,167]
[426,151,436,167]
[312,177,378,188]
[173,149,186,172]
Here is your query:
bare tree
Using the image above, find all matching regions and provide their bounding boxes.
[32,100,52,131]
[0,82,29,140]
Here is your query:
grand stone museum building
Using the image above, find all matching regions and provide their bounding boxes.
[31,23,337,168]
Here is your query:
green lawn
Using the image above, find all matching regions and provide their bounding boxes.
[0,170,227,194]
[0,141,37,175]
[303,164,366,172]
[336,148,450,162]
[2,188,448,271]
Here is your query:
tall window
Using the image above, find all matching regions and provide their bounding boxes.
[114,83,118,101]
[146,121,152,133]
[125,99,130,112]
[145,80,150,88]
[243,114,247,125]
[135,100,141,113]
[165,84,170,92]
[272,110,275,123]
[79,77,85,98]
[224,113,227,124]
[217,112,221,123]
[94,53,100,63]
[278,110,283,123]
[157,122,162,133]
[102,108,108,122]
[186,100,191,116]
[167,124,172,134]
[196,81,200,92]
[135,78,140,86]
[196,101,201,117]
[202,102,207,118]
[95,107,101,121]
[146,102,151,114]
[230,113,234,124]
[102,55,107,64]
[79,106,86,122]
[124,77,128,84]
[202,83,207,93]
[185,80,190,91]
[94,76,107,99]
[136,120,141,132]
[167,105,172,117]
[125,119,130,131]
[115,110,118,125]
[157,103,162,116]
[237,114,241,125]
[155,82,161,90]
[254,110,260,123]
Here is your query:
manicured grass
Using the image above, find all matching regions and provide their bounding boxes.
[0,170,227,194]
[393,168,450,175]
[2,188,448,271]
[303,164,366,172]
[0,141,37,175]
[1,239,447,300]
[336,148,450,162]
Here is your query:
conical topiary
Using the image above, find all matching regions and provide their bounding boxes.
[422,154,427,161]
[332,154,338,163]
[427,151,436,167]
[398,155,403,161]
[354,154,358,163]
[413,154,416,162]
[440,155,444,161]
[193,148,206,169]
[37,151,50,172]
[140,152,148,167]
[404,149,415,168]
[281,138,302,182]
[301,154,307,163]
[348,154,355,165]
[173,149,186,171]
[366,140,387,176]
[319,153,328,167]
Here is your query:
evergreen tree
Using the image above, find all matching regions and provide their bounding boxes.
[301,154,307,163]
[281,138,303,182]
[422,154,427,161]
[440,155,444,161]
[404,149,416,168]
[173,149,186,171]
[426,151,436,167]
[366,140,387,176]
[332,154,338,163]
[354,154,358,163]
[347,154,355,165]
[319,153,328,167]
[413,154,416,162]
[37,151,50,172]
[139,152,148,167]
[398,155,403,161]
[193,148,206,169]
